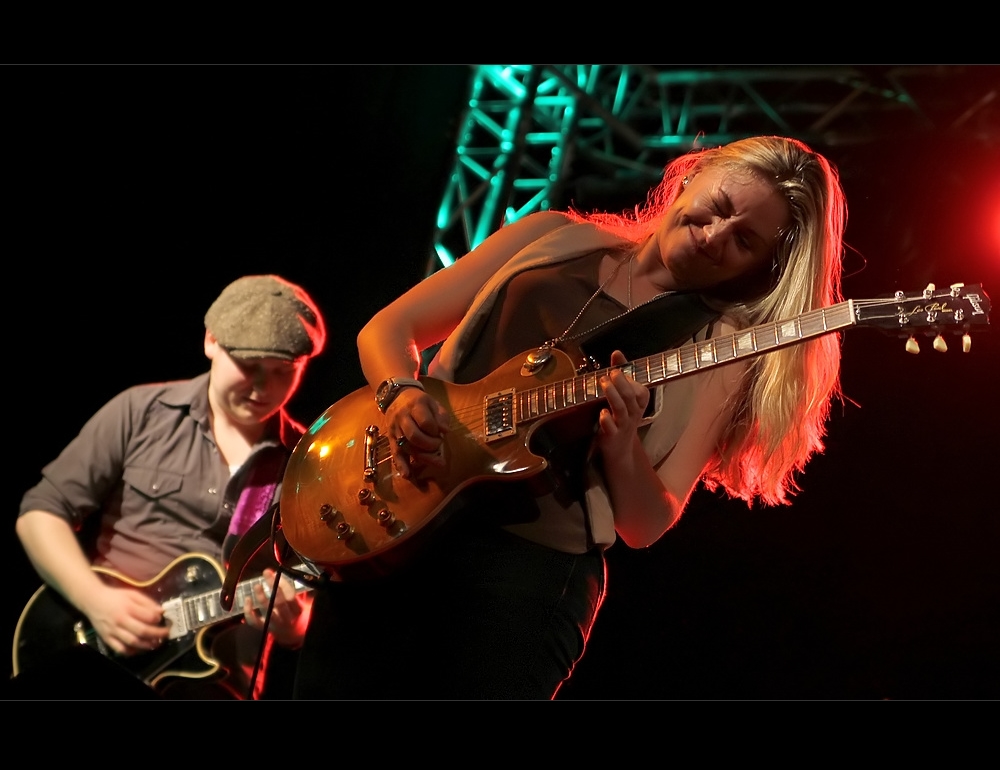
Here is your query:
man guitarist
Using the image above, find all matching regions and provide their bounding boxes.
[14,274,326,699]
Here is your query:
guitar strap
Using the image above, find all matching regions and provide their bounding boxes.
[220,447,296,612]
[220,508,275,611]
[225,449,286,538]
[576,291,721,366]
[220,503,326,612]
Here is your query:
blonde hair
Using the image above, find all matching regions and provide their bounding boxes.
[567,135,848,506]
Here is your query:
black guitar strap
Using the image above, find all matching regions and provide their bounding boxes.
[220,503,327,612]
[576,291,721,367]
[219,505,276,611]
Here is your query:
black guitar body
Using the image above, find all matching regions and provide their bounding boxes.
[5,645,162,699]
[12,555,229,691]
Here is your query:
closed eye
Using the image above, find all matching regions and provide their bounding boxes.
[711,198,753,251]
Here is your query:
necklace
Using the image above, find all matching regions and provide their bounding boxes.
[627,251,634,309]
[521,252,635,374]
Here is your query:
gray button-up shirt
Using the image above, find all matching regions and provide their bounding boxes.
[19,372,304,582]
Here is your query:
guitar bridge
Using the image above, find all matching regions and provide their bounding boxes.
[484,389,515,443]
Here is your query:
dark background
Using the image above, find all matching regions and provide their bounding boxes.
[4,64,998,699]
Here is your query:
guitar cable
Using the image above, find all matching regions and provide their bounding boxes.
[245,562,285,700]
[245,506,326,700]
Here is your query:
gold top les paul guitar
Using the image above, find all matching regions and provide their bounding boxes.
[278,282,991,582]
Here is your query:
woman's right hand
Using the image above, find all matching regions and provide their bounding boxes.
[386,386,451,479]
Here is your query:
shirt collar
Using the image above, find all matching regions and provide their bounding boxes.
[157,372,304,451]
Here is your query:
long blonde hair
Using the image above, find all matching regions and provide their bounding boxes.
[568,135,848,506]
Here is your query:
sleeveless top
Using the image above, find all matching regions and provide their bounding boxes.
[428,221,721,553]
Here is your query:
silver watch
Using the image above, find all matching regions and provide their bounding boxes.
[374,377,425,414]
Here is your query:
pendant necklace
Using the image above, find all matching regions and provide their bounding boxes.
[522,252,635,374]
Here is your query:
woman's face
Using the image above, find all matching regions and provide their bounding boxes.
[655,164,791,294]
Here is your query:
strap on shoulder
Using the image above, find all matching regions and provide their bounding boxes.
[220,504,277,611]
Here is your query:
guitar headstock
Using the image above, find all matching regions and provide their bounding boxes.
[854,282,991,353]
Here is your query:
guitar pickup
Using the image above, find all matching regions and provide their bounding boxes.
[484,389,515,442]
[161,597,190,639]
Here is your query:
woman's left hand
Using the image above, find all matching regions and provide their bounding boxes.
[595,349,650,455]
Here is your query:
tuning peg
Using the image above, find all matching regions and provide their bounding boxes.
[963,333,972,353]
[933,334,948,352]
[905,336,920,354]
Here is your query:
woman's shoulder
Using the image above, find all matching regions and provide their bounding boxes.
[710,314,740,336]
[470,211,578,263]
[694,297,745,338]
[499,210,635,255]
[500,210,574,237]
[514,209,573,226]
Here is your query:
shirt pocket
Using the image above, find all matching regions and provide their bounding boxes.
[122,466,184,500]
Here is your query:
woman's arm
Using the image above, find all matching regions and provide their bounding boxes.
[357,210,570,385]
[598,324,747,548]
[357,210,570,475]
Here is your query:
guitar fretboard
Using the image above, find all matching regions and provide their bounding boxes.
[163,566,312,638]
[182,575,270,631]
[516,300,856,421]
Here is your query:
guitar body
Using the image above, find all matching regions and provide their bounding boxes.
[13,554,236,693]
[280,348,587,581]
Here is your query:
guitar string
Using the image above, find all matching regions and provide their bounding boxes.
[378,293,976,463]
[387,302,796,453]
[379,252,637,463]
[430,295,928,427]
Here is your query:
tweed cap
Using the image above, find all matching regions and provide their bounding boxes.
[204,275,326,361]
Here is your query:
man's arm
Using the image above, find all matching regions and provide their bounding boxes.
[16,510,169,655]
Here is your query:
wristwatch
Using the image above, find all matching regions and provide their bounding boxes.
[374,377,425,414]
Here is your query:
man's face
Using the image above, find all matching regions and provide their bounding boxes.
[205,332,306,426]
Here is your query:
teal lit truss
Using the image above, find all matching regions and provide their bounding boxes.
[429,64,992,276]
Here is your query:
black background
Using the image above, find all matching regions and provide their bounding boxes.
[4,64,998,699]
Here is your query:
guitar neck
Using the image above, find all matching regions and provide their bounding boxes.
[632,299,856,387]
[516,300,856,423]
[162,566,312,638]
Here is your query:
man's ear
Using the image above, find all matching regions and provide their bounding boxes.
[204,329,219,359]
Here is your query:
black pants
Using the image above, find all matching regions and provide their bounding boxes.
[293,519,606,700]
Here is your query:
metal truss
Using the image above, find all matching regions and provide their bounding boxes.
[429,64,998,274]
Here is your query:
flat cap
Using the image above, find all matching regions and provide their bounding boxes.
[204,274,326,361]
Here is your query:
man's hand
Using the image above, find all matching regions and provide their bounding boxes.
[85,583,170,656]
[243,568,311,649]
